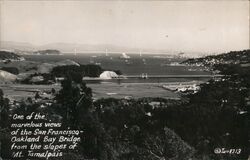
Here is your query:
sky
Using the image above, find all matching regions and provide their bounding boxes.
[0,0,249,54]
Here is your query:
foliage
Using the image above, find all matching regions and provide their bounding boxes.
[51,64,103,78]
[0,67,19,74]
[0,51,23,60]
[0,89,10,129]
[20,72,55,84]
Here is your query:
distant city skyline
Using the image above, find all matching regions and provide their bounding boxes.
[0,0,249,55]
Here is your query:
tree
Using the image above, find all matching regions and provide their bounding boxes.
[0,67,19,74]
[51,88,56,95]
[0,89,10,129]
[0,89,11,159]
[55,76,111,159]
[35,92,40,99]
[55,75,95,125]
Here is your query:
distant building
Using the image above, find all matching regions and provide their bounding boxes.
[99,71,118,79]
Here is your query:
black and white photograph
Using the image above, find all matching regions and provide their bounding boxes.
[0,0,249,159]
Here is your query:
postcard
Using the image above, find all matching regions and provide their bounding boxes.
[0,1,249,159]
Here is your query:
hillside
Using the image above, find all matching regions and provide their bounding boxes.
[0,70,17,83]
[181,49,250,67]
[175,50,250,159]
[0,51,25,61]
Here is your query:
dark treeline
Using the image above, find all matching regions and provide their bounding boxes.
[21,64,122,84]
[52,64,103,78]
[21,64,103,84]
[0,67,19,75]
